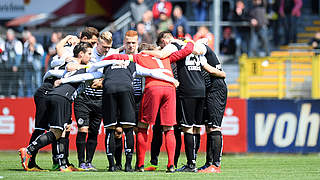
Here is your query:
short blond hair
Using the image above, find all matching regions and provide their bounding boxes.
[99,31,113,44]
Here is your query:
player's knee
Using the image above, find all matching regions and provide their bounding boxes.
[182,127,193,134]
[106,125,116,130]
[122,124,133,129]
[78,126,89,133]
[207,126,221,133]
[163,126,174,132]
[137,121,148,129]
[49,128,63,140]
[193,127,201,134]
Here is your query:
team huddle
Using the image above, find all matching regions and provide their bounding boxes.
[18,27,228,173]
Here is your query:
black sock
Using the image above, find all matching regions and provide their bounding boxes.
[205,131,213,165]
[76,132,87,164]
[194,134,200,161]
[64,132,70,165]
[28,129,45,167]
[150,124,162,166]
[51,140,58,165]
[184,132,195,166]
[174,126,181,168]
[105,129,115,167]
[114,137,123,166]
[210,131,223,167]
[56,138,67,166]
[124,128,134,167]
[27,131,55,155]
[86,131,98,163]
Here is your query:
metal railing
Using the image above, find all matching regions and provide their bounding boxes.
[234,52,320,99]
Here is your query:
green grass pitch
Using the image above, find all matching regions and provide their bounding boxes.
[0,151,319,180]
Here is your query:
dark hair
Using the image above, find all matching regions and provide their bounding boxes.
[156,30,172,46]
[80,27,99,40]
[138,43,157,52]
[73,42,93,57]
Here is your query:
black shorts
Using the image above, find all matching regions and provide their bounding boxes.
[177,97,205,128]
[33,90,50,130]
[46,95,72,130]
[74,94,102,134]
[102,90,136,128]
[204,87,228,128]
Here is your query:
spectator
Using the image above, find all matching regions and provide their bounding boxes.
[1,29,23,97]
[193,26,214,50]
[220,27,236,56]
[191,0,207,21]
[136,21,154,44]
[172,5,190,38]
[232,0,250,56]
[175,25,192,40]
[156,12,173,34]
[249,0,270,57]
[22,30,32,49]
[22,35,44,97]
[152,0,172,21]
[279,0,303,45]
[44,32,60,71]
[267,0,281,47]
[308,31,320,54]
[142,10,157,42]
[130,0,148,23]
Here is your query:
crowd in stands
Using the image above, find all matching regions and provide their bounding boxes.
[0,0,315,98]
[125,0,305,58]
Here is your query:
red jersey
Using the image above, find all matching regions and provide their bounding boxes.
[134,54,173,88]
[103,42,194,88]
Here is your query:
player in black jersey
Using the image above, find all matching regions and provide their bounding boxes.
[102,57,137,172]
[18,42,95,172]
[50,27,100,171]
[74,31,117,171]
[196,42,227,173]
[25,63,65,171]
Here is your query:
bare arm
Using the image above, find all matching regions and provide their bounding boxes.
[202,63,226,78]
[66,62,88,72]
[200,57,226,78]
[56,35,79,57]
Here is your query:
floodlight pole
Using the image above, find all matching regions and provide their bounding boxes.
[213,0,221,56]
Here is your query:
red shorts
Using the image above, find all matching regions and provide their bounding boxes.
[139,86,176,126]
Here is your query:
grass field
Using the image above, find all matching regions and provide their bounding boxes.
[0,151,319,180]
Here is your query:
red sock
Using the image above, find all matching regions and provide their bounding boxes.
[164,130,176,167]
[137,128,148,167]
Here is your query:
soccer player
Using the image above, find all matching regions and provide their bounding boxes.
[18,42,95,172]
[196,42,227,173]
[113,30,140,172]
[74,31,116,171]
[142,31,206,172]
[89,54,178,172]
[102,39,194,173]
[50,27,100,171]
[25,57,65,172]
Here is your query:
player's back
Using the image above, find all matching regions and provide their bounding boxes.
[135,54,174,88]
